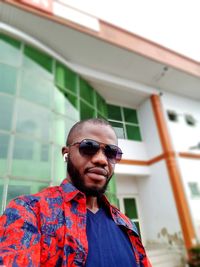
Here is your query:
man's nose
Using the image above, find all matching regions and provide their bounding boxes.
[91,148,108,165]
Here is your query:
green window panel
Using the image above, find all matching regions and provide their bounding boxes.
[123,107,138,124]
[20,69,53,107]
[0,34,21,66]
[96,92,107,117]
[53,146,66,185]
[80,100,95,120]
[55,62,77,94]
[0,181,4,214]
[107,104,122,121]
[0,95,14,131]
[109,121,125,139]
[24,45,53,73]
[79,78,95,105]
[0,134,9,175]
[106,174,118,206]
[0,64,18,94]
[53,115,77,146]
[54,88,79,120]
[16,99,51,141]
[12,136,51,179]
[124,198,138,219]
[57,87,78,109]
[0,33,21,49]
[126,124,142,141]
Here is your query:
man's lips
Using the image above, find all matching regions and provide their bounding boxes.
[85,167,108,179]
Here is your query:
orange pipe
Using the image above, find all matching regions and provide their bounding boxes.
[151,94,195,250]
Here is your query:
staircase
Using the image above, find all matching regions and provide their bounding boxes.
[146,245,186,267]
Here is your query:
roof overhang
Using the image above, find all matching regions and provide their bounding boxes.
[1,0,200,108]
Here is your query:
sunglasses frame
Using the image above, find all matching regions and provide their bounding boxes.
[68,139,123,163]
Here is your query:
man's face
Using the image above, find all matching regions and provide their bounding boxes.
[62,123,118,197]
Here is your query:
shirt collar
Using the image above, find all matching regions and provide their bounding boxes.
[60,178,85,202]
[60,179,139,236]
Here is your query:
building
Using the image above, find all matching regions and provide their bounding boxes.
[0,0,200,266]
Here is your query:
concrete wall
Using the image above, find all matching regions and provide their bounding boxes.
[162,93,200,242]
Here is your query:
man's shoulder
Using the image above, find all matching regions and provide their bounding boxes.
[7,185,63,212]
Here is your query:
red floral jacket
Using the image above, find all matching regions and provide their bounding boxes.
[0,179,151,267]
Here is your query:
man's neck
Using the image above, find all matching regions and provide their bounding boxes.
[86,196,100,214]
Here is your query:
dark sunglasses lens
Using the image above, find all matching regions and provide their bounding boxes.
[105,145,122,163]
[79,140,99,155]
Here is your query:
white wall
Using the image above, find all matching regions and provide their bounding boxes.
[162,92,200,241]
[137,161,182,246]
[138,98,163,159]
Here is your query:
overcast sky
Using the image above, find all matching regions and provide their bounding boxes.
[64,0,200,62]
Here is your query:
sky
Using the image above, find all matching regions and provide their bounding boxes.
[62,0,200,62]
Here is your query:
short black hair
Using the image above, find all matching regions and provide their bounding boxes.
[66,118,115,145]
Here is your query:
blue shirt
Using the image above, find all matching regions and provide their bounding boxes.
[85,207,138,267]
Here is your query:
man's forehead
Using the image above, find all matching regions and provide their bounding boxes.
[70,122,117,143]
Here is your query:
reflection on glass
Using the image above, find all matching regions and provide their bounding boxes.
[7,185,30,205]
[12,136,51,179]
[0,95,14,131]
[16,99,51,141]
[0,182,4,214]
[109,121,125,139]
[20,69,53,107]
[0,134,9,175]
[53,145,65,185]
[54,88,79,120]
[53,115,77,146]
[0,64,18,94]
[23,45,53,77]
[0,34,21,66]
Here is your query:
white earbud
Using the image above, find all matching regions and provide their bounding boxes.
[63,153,68,162]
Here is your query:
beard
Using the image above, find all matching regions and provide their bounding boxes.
[67,156,113,197]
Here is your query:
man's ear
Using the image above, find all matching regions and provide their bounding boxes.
[62,146,69,156]
[62,147,69,162]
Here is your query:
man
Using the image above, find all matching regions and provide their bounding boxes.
[0,118,151,267]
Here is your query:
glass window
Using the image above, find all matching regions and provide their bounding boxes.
[96,92,107,117]
[109,121,125,139]
[0,180,4,214]
[0,134,10,176]
[0,133,9,159]
[185,114,196,126]
[54,88,79,120]
[0,64,18,94]
[126,125,142,141]
[167,110,178,122]
[16,99,51,141]
[53,115,77,146]
[23,50,53,80]
[6,180,50,206]
[123,107,138,124]
[124,198,138,219]
[55,62,77,94]
[12,136,51,180]
[107,104,122,121]
[79,78,94,105]
[53,145,66,185]
[80,101,95,120]
[7,185,30,204]
[0,95,14,131]
[24,45,53,73]
[20,69,53,107]
[188,182,200,198]
[0,34,21,66]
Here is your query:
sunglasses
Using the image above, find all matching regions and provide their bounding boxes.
[69,139,123,164]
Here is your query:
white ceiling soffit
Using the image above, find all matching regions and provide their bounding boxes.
[1,2,200,107]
